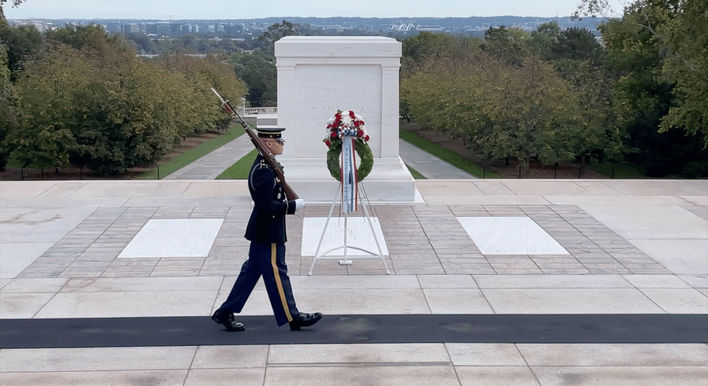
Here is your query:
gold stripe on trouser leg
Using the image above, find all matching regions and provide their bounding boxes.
[271,243,293,322]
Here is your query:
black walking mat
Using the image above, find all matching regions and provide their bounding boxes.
[1,314,706,349]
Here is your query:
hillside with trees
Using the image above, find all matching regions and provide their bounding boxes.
[401,0,707,177]
[2,0,706,178]
[0,6,246,176]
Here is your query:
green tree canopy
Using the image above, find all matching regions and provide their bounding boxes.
[658,0,708,149]
[0,20,42,80]
[0,0,25,20]
[600,0,707,176]
[482,26,529,66]
[0,40,15,169]
[577,0,708,152]
[10,24,247,175]
[402,51,587,173]
[231,49,276,106]
[256,20,310,53]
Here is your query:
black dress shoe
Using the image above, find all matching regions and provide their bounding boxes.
[211,309,245,332]
[289,312,323,330]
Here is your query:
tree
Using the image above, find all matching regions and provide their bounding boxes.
[556,27,604,63]
[123,32,156,54]
[0,0,24,7]
[402,32,461,70]
[478,57,582,172]
[400,33,481,120]
[11,25,247,175]
[230,20,310,106]
[231,49,276,106]
[11,43,85,171]
[0,20,42,80]
[529,22,561,60]
[256,20,310,53]
[482,26,529,66]
[402,52,584,174]
[577,0,708,150]
[658,0,708,149]
[573,0,618,19]
[530,23,621,164]
[45,24,107,50]
[154,53,247,133]
[600,0,707,176]
[0,0,25,20]
[0,40,14,170]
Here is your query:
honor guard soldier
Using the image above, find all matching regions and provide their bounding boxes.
[211,127,322,331]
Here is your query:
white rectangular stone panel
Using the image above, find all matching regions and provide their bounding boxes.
[118,219,223,258]
[301,217,388,256]
[457,217,568,255]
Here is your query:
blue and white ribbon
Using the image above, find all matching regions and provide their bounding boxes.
[341,135,357,214]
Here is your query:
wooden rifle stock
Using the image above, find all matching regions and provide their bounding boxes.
[211,88,298,200]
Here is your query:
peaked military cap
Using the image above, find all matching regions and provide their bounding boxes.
[257,127,285,139]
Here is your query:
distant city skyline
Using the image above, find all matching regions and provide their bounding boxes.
[4,0,627,19]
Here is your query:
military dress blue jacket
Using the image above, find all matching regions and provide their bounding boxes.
[244,154,297,244]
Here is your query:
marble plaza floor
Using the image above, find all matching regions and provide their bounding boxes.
[1,179,707,385]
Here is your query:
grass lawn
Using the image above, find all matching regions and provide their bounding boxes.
[589,160,646,178]
[139,124,245,179]
[406,164,426,179]
[399,128,500,178]
[217,128,491,180]
[218,152,427,180]
[216,149,258,179]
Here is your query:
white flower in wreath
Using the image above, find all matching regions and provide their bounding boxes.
[322,109,374,181]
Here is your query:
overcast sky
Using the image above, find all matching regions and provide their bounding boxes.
[4,0,627,19]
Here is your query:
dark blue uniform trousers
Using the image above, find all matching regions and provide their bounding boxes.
[217,242,300,326]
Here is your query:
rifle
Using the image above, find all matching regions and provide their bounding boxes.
[210,88,298,200]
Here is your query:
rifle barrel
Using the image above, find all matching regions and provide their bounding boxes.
[211,88,299,200]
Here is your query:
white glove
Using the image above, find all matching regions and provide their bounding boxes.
[295,198,305,213]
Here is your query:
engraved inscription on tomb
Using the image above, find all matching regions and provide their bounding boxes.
[294,64,383,157]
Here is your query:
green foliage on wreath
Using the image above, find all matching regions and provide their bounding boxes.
[326,138,374,181]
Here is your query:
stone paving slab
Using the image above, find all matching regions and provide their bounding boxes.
[1,180,706,384]
[4,274,705,318]
[1,344,705,386]
[14,203,670,278]
[0,371,189,386]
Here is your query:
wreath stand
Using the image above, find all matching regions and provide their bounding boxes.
[308,181,391,275]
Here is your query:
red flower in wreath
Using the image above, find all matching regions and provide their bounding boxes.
[322,109,370,148]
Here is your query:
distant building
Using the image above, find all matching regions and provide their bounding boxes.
[6,16,605,39]
[156,22,170,36]
[105,22,122,34]
[122,23,140,33]
[145,23,158,35]
[170,23,183,35]
[418,26,444,32]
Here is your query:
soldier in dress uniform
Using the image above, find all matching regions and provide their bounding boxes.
[211,127,322,331]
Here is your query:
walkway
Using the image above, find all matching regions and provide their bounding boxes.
[399,139,475,178]
[1,179,706,384]
[162,134,253,180]
[163,129,471,180]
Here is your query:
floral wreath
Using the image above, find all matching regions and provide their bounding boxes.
[323,110,374,181]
